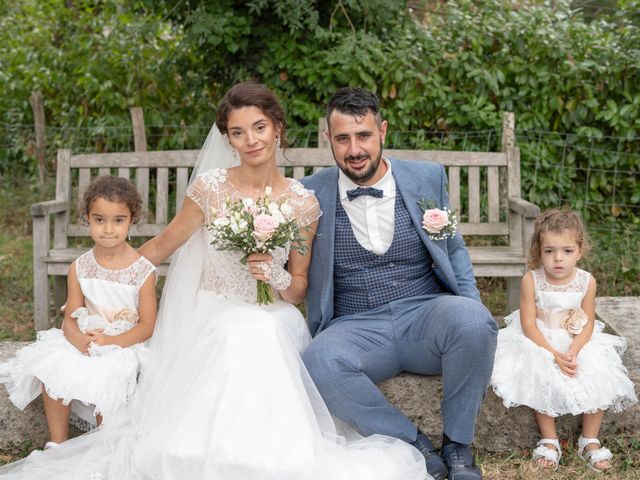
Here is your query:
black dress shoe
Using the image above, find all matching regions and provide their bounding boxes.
[441,442,482,480]
[410,431,448,480]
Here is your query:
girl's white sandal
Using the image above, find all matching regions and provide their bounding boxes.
[43,441,60,450]
[577,435,612,472]
[532,438,561,469]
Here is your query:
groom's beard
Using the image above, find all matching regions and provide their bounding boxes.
[333,138,384,184]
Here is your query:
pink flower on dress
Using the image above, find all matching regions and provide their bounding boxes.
[562,308,589,335]
[253,214,279,241]
[113,308,139,324]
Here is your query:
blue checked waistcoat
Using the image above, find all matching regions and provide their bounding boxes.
[333,187,444,318]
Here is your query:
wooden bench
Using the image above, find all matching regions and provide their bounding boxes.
[32,114,539,330]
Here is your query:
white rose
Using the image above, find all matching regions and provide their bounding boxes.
[268,202,286,224]
[280,202,294,219]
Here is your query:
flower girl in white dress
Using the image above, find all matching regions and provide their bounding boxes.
[491,207,637,472]
[0,83,428,479]
[0,176,157,447]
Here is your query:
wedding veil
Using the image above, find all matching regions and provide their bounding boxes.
[129,124,238,417]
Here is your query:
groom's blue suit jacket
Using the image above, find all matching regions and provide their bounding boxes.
[300,158,480,337]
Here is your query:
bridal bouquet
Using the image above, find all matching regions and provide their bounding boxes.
[207,187,306,305]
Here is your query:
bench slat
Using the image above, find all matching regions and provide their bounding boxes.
[78,168,91,211]
[448,166,461,214]
[118,168,130,180]
[488,166,500,222]
[156,167,169,224]
[71,151,200,168]
[98,167,110,177]
[468,166,480,223]
[176,167,189,213]
[69,223,167,237]
[71,149,507,169]
[136,167,150,221]
[458,223,508,236]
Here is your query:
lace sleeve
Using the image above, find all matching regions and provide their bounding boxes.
[288,180,322,228]
[186,169,230,218]
[186,174,209,213]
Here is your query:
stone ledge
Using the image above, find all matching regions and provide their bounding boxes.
[2,297,638,452]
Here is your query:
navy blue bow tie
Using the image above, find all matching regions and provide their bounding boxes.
[346,187,384,201]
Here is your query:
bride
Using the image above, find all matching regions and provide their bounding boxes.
[0,82,428,479]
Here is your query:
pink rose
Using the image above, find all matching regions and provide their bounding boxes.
[253,214,279,240]
[422,208,449,234]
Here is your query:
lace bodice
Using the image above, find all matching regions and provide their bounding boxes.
[75,250,156,325]
[532,268,590,313]
[187,168,321,303]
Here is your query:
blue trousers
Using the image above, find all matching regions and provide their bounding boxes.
[302,294,498,445]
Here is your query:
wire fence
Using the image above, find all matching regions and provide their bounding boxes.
[1,122,638,234]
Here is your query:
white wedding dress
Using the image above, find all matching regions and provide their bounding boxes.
[0,169,428,479]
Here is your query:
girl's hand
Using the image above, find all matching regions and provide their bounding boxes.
[87,329,111,347]
[68,331,92,355]
[553,351,577,377]
[247,253,274,282]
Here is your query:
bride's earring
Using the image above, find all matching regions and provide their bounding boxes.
[275,135,281,150]
[224,136,239,160]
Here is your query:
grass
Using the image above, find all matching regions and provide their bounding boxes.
[478,433,640,480]
[2,433,640,476]
[0,180,45,341]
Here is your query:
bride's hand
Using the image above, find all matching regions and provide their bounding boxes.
[247,253,274,282]
[247,250,292,291]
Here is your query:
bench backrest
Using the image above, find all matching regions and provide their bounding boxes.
[54,115,520,248]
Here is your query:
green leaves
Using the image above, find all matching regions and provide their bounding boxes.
[0,0,638,224]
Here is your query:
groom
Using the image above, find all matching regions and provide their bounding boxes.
[301,87,497,480]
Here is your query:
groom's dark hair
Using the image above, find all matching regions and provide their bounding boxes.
[326,87,382,129]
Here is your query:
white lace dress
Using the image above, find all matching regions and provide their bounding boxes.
[0,251,156,428]
[491,268,637,416]
[0,169,428,480]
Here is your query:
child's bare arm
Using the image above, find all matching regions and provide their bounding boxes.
[568,276,597,357]
[62,261,91,354]
[87,274,157,348]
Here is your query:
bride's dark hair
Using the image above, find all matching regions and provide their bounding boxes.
[216,82,288,148]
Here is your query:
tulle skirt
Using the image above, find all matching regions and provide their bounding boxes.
[491,311,638,417]
[0,292,428,479]
[0,328,146,428]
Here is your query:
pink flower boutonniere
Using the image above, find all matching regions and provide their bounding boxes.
[418,199,458,241]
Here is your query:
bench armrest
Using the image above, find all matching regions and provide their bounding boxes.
[31,200,69,216]
[508,197,539,218]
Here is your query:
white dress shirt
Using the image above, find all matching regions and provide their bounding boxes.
[338,159,396,255]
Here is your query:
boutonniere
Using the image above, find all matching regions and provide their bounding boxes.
[418,199,458,241]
